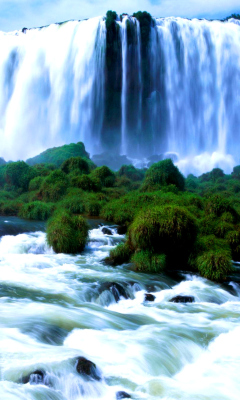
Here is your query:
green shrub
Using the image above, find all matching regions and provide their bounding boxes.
[29,176,44,191]
[105,242,132,266]
[91,166,116,187]
[196,250,232,281]
[117,165,145,182]
[38,170,69,202]
[226,230,240,261]
[0,200,22,216]
[205,194,238,221]
[19,201,55,221]
[5,161,36,191]
[60,195,85,214]
[70,174,100,192]
[131,251,166,273]
[46,210,89,254]
[61,157,94,175]
[142,159,185,191]
[129,205,197,266]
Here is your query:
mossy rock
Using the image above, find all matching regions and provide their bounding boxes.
[131,251,166,273]
[47,210,89,254]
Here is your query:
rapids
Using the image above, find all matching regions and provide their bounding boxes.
[0,219,240,399]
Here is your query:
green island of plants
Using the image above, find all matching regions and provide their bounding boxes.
[1,141,240,281]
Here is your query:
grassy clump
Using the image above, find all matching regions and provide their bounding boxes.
[196,250,232,282]
[61,156,95,175]
[129,205,197,267]
[70,175,100,192]
[131,251,166,273]
[38,170,69,202]
[105,242,132,266]
[19,201,55,221]
[141,159,185,191]
[91,166,116,187]
[47,210,89,254]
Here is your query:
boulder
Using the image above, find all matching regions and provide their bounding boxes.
[117,226,127,235]
[170,295,195,303]
[76,357,101,381]
[21,369,46,385]
[144,293,156,302]
[98,282,129,302]
[102,227,113,235]
[116,391,131,399]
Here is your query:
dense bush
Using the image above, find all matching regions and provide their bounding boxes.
[117,165,145,182]
[5,161,36,191]
[129,205,197,266]
[61,157,94,175]
[70,174,100,192]
[38,170,69,202]
[19,201,55,221]
[47,210,89,253]
[91,166,116,187]
[142,159,185,191]
[196,250,232,281]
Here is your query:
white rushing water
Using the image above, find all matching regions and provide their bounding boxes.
[0,16,240,173]
[0,220,240,399]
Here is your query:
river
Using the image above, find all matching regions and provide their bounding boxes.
[0,217,240,399]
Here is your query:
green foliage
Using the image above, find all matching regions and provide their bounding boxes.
[19,201,55,221]
[205,194,238,221]
[129,205,197,266]
[29,176,44,191]
[38,170,69,202]
[196,250,232,282]
[231,165,240,179]
[61,156,95,175]
[5,161,36,191]
[106,10,117,29]
[199,168,225,183]
[0,200,22,216]
[224,14,240,20]
[142,159,185,191]
[226,229,240,261]
[27,142,89,167]
[105,242,132,266]
[47,210,89,254]
[70,174,101,192]
[132,11,153,48]
[131,251,166,273]
[91,166,116,187]
[117,165,145,182]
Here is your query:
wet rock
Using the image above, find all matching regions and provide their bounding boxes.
[102,227,113,235]
[117,225,127,235]
[116,391,131,399]
[76,357,101,380]
[170,295,195,303]
[21,369,46,385]
[144,293,156,302]
[99,282,129,302]
[22,27,27,34]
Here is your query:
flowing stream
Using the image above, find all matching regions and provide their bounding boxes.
[0,218,240,399]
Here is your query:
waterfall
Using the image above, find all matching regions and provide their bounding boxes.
[120,16,128,155]
[0,17,106,161]
[0,16,240,174]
